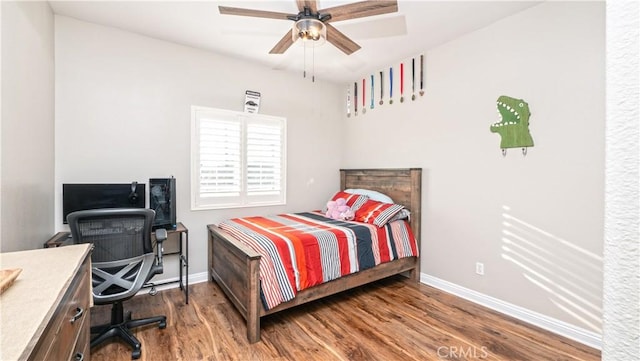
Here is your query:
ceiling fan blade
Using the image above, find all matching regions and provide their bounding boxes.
[296,0,318,13]
[325,23,361,55]
[269,29,295,54]
[321,0,398,23]
[218,6,293,20]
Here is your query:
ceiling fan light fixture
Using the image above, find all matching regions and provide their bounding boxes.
[292,18,326,45]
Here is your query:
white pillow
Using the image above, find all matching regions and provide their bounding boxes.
[344,188,393,204]
[389,208,411,222]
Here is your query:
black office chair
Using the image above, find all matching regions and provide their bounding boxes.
[67,208,167,359]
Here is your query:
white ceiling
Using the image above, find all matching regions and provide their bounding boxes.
[48,1,541,84]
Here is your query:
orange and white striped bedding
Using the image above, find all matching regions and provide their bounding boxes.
[218,211,418,310]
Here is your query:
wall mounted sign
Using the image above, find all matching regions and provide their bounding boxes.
[244,90,261,113]
[490,95,534,156]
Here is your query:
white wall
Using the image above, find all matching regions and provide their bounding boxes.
[603,1,640,359]
[1,1,55,252]
[342,2,605,336]
[54,16,344,280]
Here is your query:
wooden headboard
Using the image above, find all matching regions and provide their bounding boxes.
[340,168,422,250]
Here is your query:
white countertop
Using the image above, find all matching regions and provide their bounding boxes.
[0,244,91,361]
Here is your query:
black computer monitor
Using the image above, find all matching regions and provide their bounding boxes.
[62,183,146,224]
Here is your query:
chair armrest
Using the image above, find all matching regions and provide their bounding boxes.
[155,228,167,243]
[152,228,167,275]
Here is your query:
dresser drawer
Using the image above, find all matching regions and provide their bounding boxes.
[29,256,91,361]
[70,319,91,361]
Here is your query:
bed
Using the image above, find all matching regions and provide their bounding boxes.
[207,168,422,343]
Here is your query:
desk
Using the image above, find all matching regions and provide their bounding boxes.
[151,222,190,304]
[0,244,92,361]
[45,222,190,304]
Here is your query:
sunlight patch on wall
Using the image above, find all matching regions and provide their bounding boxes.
[500,205,602,333]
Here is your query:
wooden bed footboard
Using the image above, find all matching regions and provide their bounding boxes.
[208,226,262,342]
[207,168,422,343]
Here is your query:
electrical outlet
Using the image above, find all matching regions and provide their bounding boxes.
[475,262,485,275]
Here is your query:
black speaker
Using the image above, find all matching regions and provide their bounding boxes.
[149,177,176,230]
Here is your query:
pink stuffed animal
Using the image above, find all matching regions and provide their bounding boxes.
[325,198,355,221]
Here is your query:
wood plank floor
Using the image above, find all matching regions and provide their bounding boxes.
[90,276,600,361]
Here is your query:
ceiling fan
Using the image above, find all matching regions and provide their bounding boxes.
[218,0,399,55]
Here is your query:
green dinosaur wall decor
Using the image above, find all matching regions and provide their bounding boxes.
[490,95,534,155]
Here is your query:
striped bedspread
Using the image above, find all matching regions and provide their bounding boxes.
[218,211,419,310]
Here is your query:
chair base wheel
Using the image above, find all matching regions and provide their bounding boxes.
[91,302,166,360]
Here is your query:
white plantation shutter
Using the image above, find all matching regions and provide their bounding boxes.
[191,106,286,209]
[199,118,241,198]
[247,120,282,196]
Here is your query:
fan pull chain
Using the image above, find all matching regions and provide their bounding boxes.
[312,44,315,82]
[303,41,307,79]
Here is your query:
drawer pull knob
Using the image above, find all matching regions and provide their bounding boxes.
[74,352,85,361]
[70,307,84,324]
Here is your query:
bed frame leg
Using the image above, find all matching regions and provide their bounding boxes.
[248,318,260,343]
[409,260,421,283]
[409,268,419,282]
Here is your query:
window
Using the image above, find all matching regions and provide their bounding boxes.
[191,106,286,210]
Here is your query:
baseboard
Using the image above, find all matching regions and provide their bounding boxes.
[420,273,602,350]
[139,271,209,295]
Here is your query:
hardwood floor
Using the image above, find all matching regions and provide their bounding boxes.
[90,276,600,361]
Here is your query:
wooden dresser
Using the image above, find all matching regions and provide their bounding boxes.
[0,244,92,361]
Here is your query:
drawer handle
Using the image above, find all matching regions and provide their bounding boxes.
[74,352,85,361]
[70,307,84,324]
